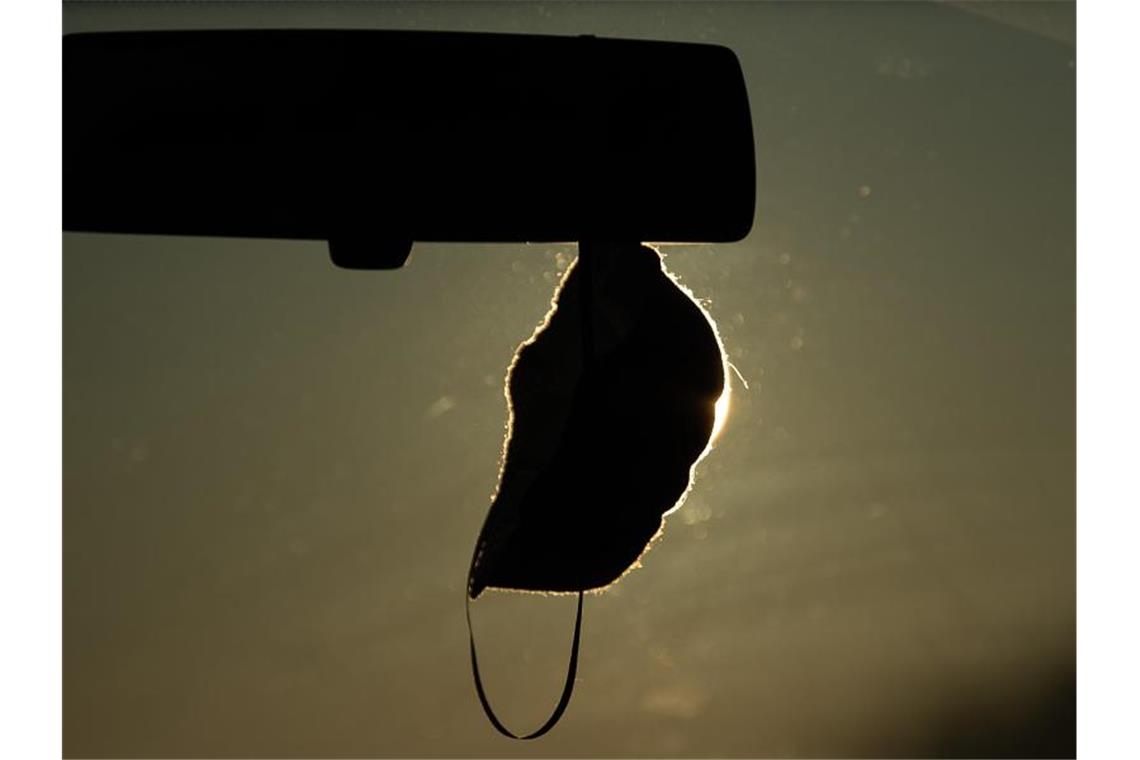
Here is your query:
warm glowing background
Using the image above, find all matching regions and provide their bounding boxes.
[63,1,1074,757]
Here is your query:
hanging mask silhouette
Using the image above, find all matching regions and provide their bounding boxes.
[466,241,727,739]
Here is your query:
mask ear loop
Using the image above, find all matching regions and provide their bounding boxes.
[465,239,601,739]
[465,590,584,740]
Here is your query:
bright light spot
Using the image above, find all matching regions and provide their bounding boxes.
[710,388,730,443]
[425,395,457,419]
[640,685,709,719]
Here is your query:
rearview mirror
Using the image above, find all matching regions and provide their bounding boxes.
[64,30,755,267]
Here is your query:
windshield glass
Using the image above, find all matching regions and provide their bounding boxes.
[64,2,1075,756]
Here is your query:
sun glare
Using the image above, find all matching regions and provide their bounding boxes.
[710,387,730,444]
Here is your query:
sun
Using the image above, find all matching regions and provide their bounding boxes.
[710,387,731,444]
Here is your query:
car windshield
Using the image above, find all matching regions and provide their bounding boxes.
[64,2,1075,756]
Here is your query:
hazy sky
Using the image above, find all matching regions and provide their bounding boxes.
[64,2,1074,757]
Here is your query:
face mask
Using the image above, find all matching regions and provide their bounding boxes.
[466,241,727,739]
